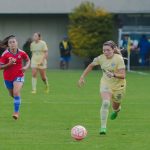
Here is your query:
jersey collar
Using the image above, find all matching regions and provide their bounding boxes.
[8,48,19,55]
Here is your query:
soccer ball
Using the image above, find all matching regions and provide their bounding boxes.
[71,125,87,141]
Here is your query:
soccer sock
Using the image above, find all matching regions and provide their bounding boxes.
[32,77,37,91]
[113,105,121,112]
[14,96,21,113]
[43,77,49,86]
[100,100,110,128]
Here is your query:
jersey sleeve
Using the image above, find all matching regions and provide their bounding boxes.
[22,52,29,61]
[43,41,48,51]
[117,56,125,69]
[91,56,101,66]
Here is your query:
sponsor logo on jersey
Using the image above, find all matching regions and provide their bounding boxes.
[18,55,21,59]
[9,57,16,64]
[111,63,115,67]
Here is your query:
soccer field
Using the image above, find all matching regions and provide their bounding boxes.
[0,70,150,150]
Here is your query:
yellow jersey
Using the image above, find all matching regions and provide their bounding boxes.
[31,40,48,65]
[92,54,126,90]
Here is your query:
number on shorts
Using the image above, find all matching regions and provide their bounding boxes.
[15,77,24,82]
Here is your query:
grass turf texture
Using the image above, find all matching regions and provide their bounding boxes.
[0,70,149,150]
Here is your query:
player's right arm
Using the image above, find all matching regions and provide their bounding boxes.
[78,56,101,87]
[0,57,14,69]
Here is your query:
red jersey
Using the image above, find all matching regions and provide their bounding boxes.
[0,49,29,81]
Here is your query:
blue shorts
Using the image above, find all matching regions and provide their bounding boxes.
[60,56,71,62]
[4,77,24,90]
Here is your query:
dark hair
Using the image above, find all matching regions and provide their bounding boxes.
[8,36,17,42]
[103,40,121,55]
[0,35,16,48]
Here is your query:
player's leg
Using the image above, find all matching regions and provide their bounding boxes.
[4,80,14,97]
[99,91,112,135]
[31,68,38,93]
[12,80,24,120]
[60,60,64,69]
[63,57,67,69]
[110,89,125,120]
[39,69,49,93]
[8,89,13,98]
[60,57,65,69]
[66,61,69,69]
[110,101,121,120]
[65,57,69,70]
[66,57,71,69]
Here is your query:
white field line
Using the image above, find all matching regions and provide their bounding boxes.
[3,101,32,104]
[2,100,98,105]
[3,100,150,105]
[129,70,150,75]
[44,101,98,105]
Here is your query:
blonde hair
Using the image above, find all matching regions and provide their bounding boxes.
[103,40,122,55]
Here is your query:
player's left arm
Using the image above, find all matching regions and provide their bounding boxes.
[106,56,126,79]
[43,50,48,60]
[114,68,126,79]
[22,53,30,72]
[114,56,126,79]
[39,42,48,65]
[105,68,126,79]
[39,51,48,66]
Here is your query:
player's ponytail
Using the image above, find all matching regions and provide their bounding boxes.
[114,46,122,55]
[103,40,122,55]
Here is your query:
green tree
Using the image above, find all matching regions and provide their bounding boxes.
[68,2,114,60]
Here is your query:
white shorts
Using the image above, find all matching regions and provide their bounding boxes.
[31,63,47,69]
[100,84,126,103]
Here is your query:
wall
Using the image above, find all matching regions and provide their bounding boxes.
[0,14,85,69]
[0,0,149,14]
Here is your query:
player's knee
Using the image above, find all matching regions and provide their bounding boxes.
[32,71,37,77]
[13,91,19,97]
[101,100,110,109]
[32,74,37,78]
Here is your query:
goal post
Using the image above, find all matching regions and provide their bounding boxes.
[118,26,150,72]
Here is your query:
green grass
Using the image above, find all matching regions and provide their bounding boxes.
[0,70,150,150]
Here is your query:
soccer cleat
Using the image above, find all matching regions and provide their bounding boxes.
[31,90,36,94]
[45,85,49,93]
[110,111,118,120]
[12,112,19,120]
[99,128,106,135]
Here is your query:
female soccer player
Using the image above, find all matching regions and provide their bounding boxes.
[30,33,49,94]
[0,36,30,120]
[78,41,126,135]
